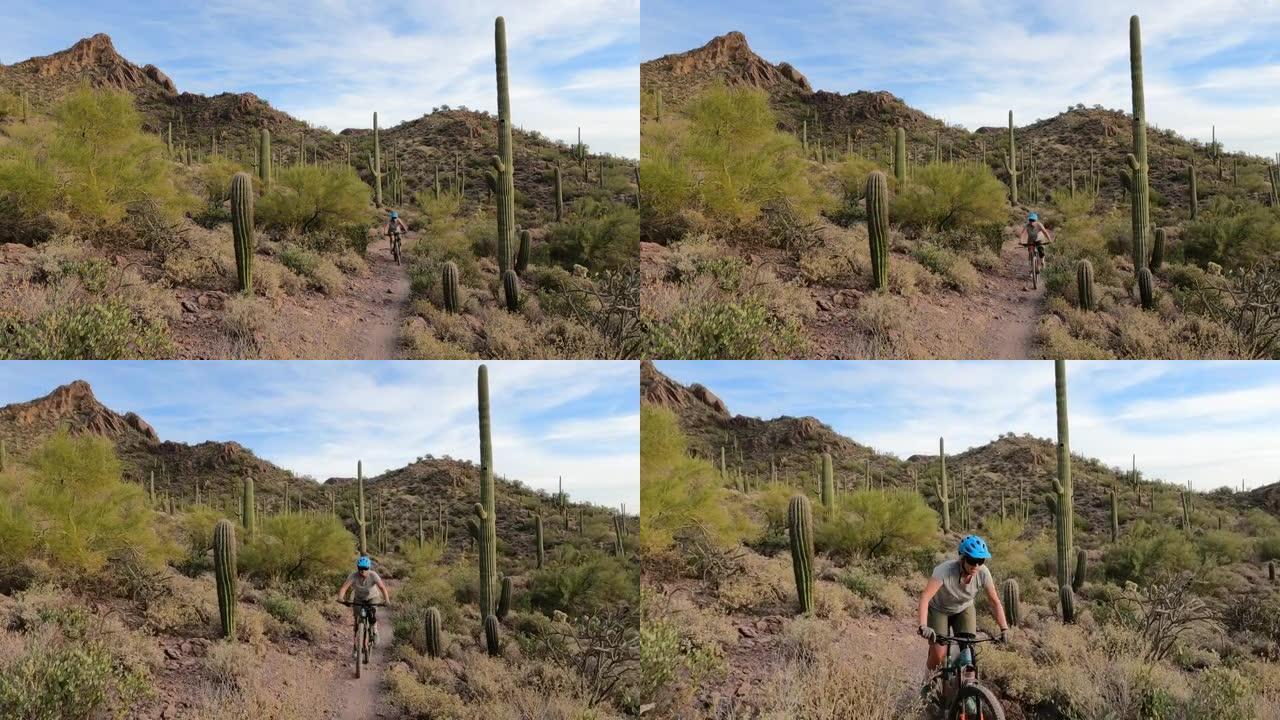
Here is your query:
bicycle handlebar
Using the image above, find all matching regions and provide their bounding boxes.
[338,600,388,607]
[934,630,1001,645]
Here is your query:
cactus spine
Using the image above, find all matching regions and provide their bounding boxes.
[867,171,889,291]
[483,614,501,656]
[1076,260,1095,311]
[442,262,460,313]
[535,513,545,569]
[475,365,499,620]
[502,269,521,312]
[1151,228,1165,271]
[894,128,906,184]
[498,576,512,619]
[1138,267,1154,309]
[229,172,255,294]
[1053,360,1075,623]
[820,452,835,511]
[1002,578,1021,627]
[494,17,516,276]
[258,129,272,186]
[935,438,951,533]
[1003,111,1019,204]
[787,495,815,614]
[554,165,564,222]
[213,519,237,639]
[1120,16,1151,277]
[425,607,443,658]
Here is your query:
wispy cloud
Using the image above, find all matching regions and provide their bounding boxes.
[643,0,1280,156]
[1,0,639,157]
[654,360,1280,492]
[0,361,639,509]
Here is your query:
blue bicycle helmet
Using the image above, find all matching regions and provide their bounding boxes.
[356,555,372,570]
[389,211,399,219]
[958,535,992,560]
[1027,212,1039,222]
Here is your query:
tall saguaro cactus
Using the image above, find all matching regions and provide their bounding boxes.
[866,171,889,290]
[425,607,444,658]
[554,165,564,222]
[788,495,815,614]
[894,128,906,184]
[1003,111,1019,204]
[535,513,545,569]
[1052,360,1075,623]
[1188,163,1199,219]
[242,475,256,536]
[372,112,383,206]
[1110,488,1120,542]
[213,519,238,639]
[230,172,254,294]
[494,17,517,276]
[820,452,835,511]
[474,365,499,620]
[258,128,272,186]
[1119,16,1151,277]
[936,438,951,533]
[355,460,368,554]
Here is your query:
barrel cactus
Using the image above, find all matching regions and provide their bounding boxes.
[230,172,254,294]
[1072,549,1088,591]
[442,262,460,313]
[1076,260,1095,311]
[1138,267,1155,309]
[483,614,501,656]
[213,519,237,639]
[502,269,520,312]
[1002,578,1021,627]
[866,171,889,291]
[498,576,513,620]
[1059,584,1075,623]
[425,607,443,658]
[787,495,815,614]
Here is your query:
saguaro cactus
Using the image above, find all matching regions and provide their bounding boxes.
[820,452,835,511]
[258,128,272,186]
[1072,549,1088,591]
[1059,584,1075,623]
[372,112,383,206]
[613,514,626,557]
[1138,267,1155,309]
[0,439,6,472]
[230,172,254,294]
[425,607,443,658]
[1119,16,1151,276]
[355,461,368,554]
[1151,228,1166,271]
[936,438,951,533]
[1076,260,1095,311]
[1188,163,1199,219]
[535,513,545,569]
[213,519,237,639]
[1002,578,1021,627]
[1110,488,1119,542]
[1003,111,1019,204]
[866,171,889,290]
[1052,360,1075,623]
[442,262,460,313]
[494,17,517,275]
[894,128,906,184]
[474,365,499,620]
[516,229,531,274]
[788,495,815,614]
[554,165,564,221]
[483,614,501,656]
[498,576,513,619]
[502,269,521,312]
[242,475,256,536]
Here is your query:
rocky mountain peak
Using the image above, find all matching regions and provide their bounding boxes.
[16,33,177,95]
[0,380,159,443]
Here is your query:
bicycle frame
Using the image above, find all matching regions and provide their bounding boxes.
[931,632,999,702]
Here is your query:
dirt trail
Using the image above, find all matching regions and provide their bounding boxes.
[325,585,399,720]
[310,232,413,360]
[972,231,1047,359]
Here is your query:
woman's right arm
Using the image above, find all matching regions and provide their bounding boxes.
[918,577,943,627]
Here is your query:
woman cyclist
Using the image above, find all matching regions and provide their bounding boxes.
[916,535,1009,673]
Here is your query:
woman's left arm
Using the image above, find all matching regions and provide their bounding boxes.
[985,579,1008,631]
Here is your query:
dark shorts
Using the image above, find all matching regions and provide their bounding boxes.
[927,604,976,640]
[351,604,377,624]
[1035,243,1046,258]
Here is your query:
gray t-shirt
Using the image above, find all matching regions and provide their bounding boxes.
[928,559,992,615]
[344,570,384,603]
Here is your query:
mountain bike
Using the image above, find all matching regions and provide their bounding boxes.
[339,600,387,678]
[388,228,403,265]
[926,631,1006,720]
[1019,241,1045,289]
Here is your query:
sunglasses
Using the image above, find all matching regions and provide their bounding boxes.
[964,557,986,566]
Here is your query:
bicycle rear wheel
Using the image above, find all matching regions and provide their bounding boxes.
[949,684,1005,720]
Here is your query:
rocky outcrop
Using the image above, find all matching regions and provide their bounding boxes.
[0,380,159,443]
[23,34,177,95]
[648,31,812,93]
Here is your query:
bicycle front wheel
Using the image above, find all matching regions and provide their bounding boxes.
[354,616,364,678]
[949,684,1005,720]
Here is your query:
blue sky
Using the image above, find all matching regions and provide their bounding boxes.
[643,0,1280,157]
[0,361,639,510]
[0,1,639,157]
[655,361,1280,492]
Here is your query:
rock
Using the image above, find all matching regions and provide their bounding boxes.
[552,610,569,624]
[735,680,752,697]
[161,705,177,719]
[736,625,757,639]
[816,298,832,312]
[163,646,180,659]
[180,300,199,313]
[180,641,193,654]
[386,288,394,294]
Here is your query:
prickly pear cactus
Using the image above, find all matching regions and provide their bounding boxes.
[1138,267,1154,309]
[1002,578,1021,627]
[788,495,815,614]
[213,519,237,639]
[230,172,254,294]
[442,262,460,313]
[1076,260,1095,311]
[502,269,521,312]
[483,614,501,656]
[866,171,889,291]
[425,607,443,658]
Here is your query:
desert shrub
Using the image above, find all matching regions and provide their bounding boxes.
[177,506,226,575]
[275,243,344,294]
[261,593,327,641]
[0,634,152,717]
[1101,522,1199,585]
[0,90,20,119]
[640,403,754,554]
[1190,666,1255,717]
[1256,536,1280,561]
[239,512,355,584]
[1183,197,1280,269]
[641,84,817,228]
[0,299,173,359]
[816,489,939,560]
[0,431,170,586]
[833,154,883,202]
[0,88,194,236]
[526,547,637,617]
[912,242,979,293]
[639,615,721,716]
[645,295,805,359]
[1052,187,1099,219]
[199,156,248,207]
[256,165,371,232]
[1196,529,1247,565]
[891,162,1008,231]
[541,198,638,272]
[1221,592,1280,648]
